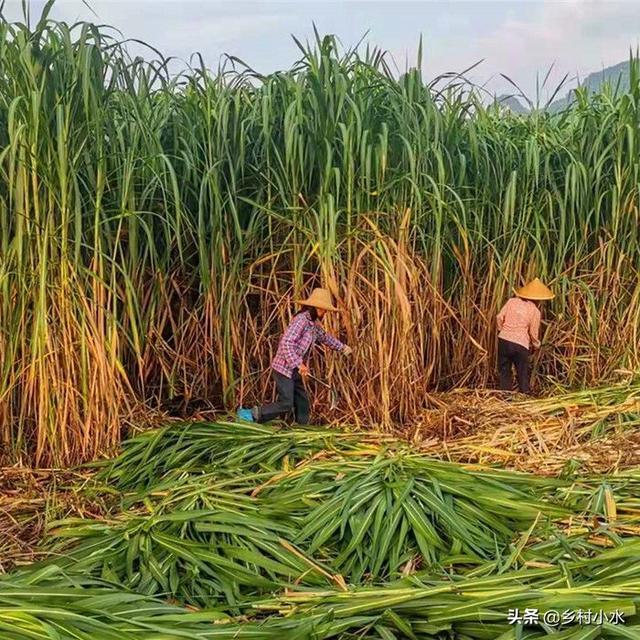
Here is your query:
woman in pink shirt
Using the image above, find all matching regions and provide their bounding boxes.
[496,278,554,395]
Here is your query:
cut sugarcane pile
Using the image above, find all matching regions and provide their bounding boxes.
[3,419,640,638]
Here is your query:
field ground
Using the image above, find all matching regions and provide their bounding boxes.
[2,381,640,639]
[4,382,640,571]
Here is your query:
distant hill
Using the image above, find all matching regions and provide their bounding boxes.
[548,60,631,112]
[493,60,632,115]
[494,94,529,114]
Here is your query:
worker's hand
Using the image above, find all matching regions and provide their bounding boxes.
[298,363,310,378]
[342,345,353,356]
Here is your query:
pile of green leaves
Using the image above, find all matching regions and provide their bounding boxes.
[259,456,566,581]
[46,424,567,603]
[96,421,384,490]
[7,421,640,639]
[46,493,332,608]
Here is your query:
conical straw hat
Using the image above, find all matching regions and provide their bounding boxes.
[514,278,554,301]
[296,288,339,311]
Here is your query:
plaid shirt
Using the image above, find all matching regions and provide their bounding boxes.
[271,311,346,378]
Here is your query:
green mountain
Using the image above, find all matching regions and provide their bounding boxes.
[494,59,632,114]
[548,60,631,112]
[494,94,529,114]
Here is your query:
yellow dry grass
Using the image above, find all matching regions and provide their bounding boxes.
[408,389,640,474]
[0,467,108,572]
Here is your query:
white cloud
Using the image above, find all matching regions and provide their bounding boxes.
[451,1,640,99]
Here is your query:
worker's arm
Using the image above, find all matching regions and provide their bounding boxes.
[529,308,542,349]
[315,325,347,352]
[280,314,307,370]
[496,303,508,332]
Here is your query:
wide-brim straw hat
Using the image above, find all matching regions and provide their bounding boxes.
[296,288,339,311]
[514,278,554,301]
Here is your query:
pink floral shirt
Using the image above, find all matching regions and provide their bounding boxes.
[497,297,541,350]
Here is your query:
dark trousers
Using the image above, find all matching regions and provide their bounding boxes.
[498,338,531,394]
[256,369,310,425]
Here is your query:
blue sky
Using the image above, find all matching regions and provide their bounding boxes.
[4,1,640,99]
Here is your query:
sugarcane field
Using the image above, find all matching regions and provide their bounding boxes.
[3,1,640,638]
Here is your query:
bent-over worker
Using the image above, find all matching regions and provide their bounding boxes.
[496,278,554,395]
[237,288,352,424]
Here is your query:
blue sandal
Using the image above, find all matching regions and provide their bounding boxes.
[236,408,254,422]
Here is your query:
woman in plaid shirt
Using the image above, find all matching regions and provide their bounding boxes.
[237,288,352,424]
